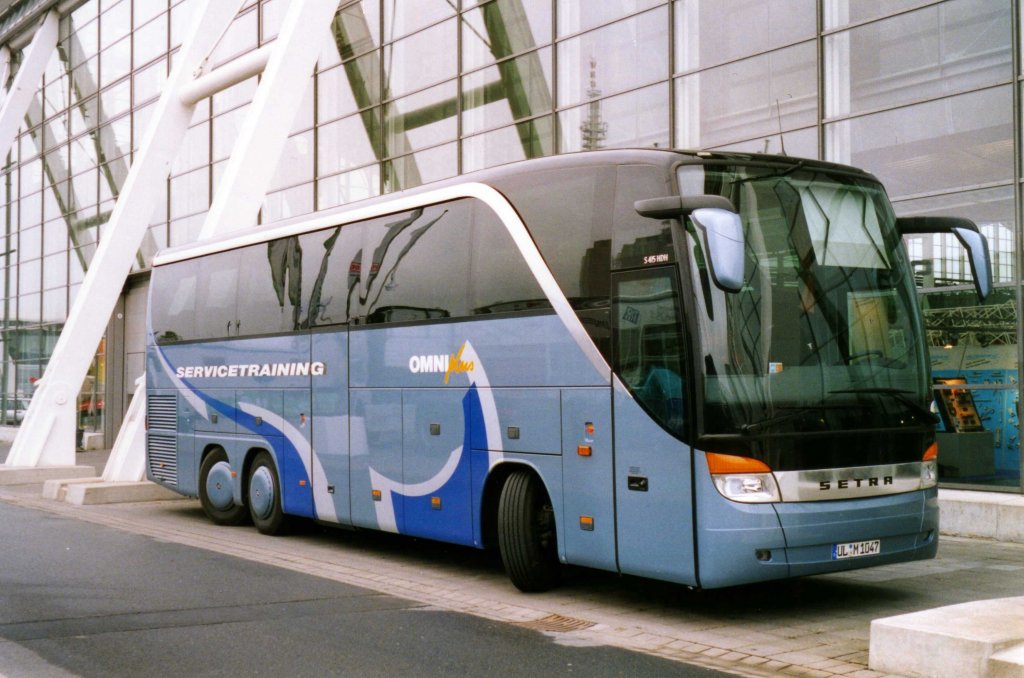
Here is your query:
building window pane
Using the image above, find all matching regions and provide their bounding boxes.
[462,0,552,72]
[382,19,456,99]
[462,48,552,136]
[209,8,258,68]
[675,0,816,72]
[318,165,381,209]
[824,0,940,31]
[383,81,457,159]
[462,116,554,172]
[558,7,668,109]
[170,167,209,219]
[263,184,313,223]
[825,0,1013,118]
[319,112,380,176]
[100,37,132,88]
[99,0,131,51]
[318,57,380,123]
[383,142,456,193]
[826,86,1013,201]
[268,131,313,192]
[558,82,669,153]
[676,41,816,150]
[383,0,454,43]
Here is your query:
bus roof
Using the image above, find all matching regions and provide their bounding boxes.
[152,148,876,267]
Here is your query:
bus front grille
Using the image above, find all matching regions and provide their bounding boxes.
[147,432,178,485]
[147,394,177,430]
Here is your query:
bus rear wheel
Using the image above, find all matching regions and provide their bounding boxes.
[198,448,248,526]
[247,451,288,535]
[497,470,560,592]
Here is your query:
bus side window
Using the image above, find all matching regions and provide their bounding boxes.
[493,167,614,357]
[468,199,547,315]
[194,250,241,340]
[362,202,472,324]
[301,224,364,328]
[612,268,687,439]
[151,259,198,344]
[237,240,300,335]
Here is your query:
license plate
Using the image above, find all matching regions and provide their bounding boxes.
[832,539,881,560]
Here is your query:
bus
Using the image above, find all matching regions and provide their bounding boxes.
[146,149,991,592]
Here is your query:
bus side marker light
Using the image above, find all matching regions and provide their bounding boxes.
[299,480,306,487]
[706,453,772,474]
[431,496,442,510]
[577,445,592,457]
[230,471,237,478]
[579,516,594,531]
[372,489,382,501]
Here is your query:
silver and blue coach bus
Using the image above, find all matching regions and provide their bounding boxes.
[146,149,991,591]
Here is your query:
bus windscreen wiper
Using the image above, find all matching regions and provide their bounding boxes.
[741,403,846,435]
[829,387,939,424]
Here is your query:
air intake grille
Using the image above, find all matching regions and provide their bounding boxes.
[147,394,177,430]
[148,432,178,485]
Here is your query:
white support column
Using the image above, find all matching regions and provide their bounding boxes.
[0,11,56,162]
[4,0,245,471]
[198,0,338,239]
[0,45,12,93]
[100,0,339,483]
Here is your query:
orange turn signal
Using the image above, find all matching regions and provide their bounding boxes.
[706,452,772,475]
[923,442,939,462]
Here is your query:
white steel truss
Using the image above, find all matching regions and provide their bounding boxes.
[3,0,338,479]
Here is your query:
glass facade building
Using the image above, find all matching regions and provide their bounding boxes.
[0,0,1019,490]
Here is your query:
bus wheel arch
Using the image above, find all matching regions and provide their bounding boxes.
[246,449,289,535]
[198,446,248,526]
[496,467,561,592]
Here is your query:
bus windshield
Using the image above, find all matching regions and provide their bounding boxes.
[680,163,930,439]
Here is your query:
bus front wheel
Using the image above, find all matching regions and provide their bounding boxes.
[497,470,560,592]
[247,451,288,535]
[199,448,248,526]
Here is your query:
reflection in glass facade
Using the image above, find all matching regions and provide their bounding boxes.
[0,0,1019,490]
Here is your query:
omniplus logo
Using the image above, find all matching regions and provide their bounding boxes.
[408,342,474,384]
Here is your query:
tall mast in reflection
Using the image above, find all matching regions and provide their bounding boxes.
[580,56,607,150]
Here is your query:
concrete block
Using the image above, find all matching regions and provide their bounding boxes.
[64,480,186,506]
[41,476,102,500]
[81,431,104,451]
[939,490,1024,544]
[997,498,1024,543]
[870,597,1024,678]
[990,643,1024,678]
[0,465,96,485]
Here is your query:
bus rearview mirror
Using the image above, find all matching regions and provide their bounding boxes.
[897,216,993,301]
[691,208,745,293]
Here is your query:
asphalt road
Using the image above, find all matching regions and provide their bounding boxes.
[0,501,726,678]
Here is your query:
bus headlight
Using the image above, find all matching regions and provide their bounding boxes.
[707,453,781,503]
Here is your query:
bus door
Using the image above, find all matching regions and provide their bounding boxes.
[611,267,697,586]
[311,330,350,525]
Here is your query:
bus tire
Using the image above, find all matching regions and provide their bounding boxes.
[247,451,288,535]
[497,470,560,592]
[198,448,248,526]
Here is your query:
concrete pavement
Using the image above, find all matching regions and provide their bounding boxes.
[4,445,1024,677]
